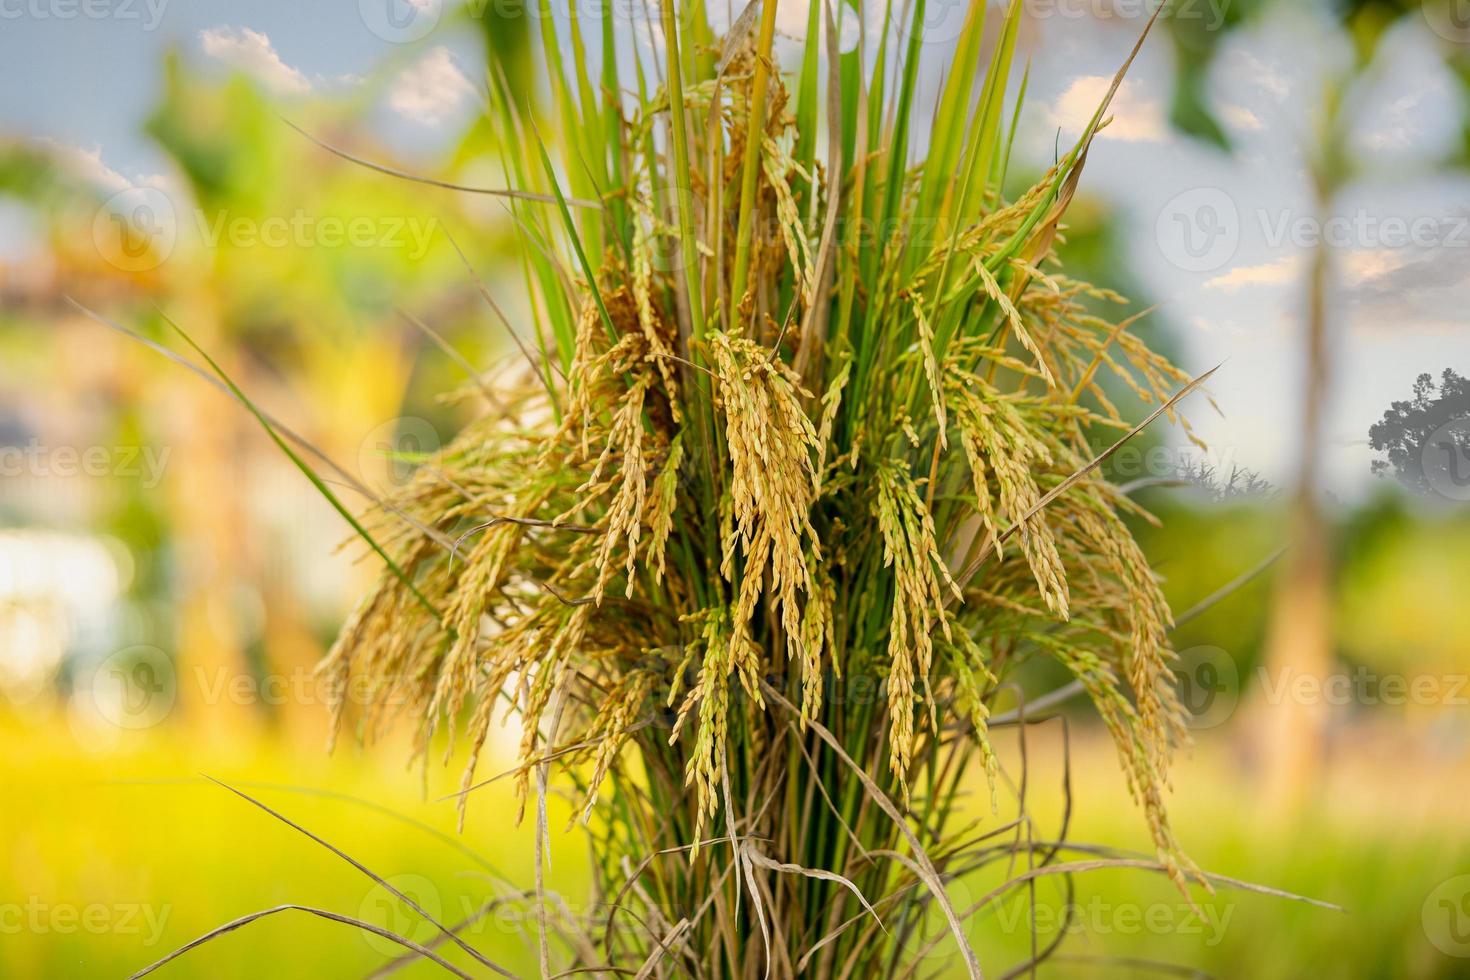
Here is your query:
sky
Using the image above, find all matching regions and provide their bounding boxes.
[1,0,1466,503]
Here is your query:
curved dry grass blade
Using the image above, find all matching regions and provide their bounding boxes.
[450,516,600,570]
[994,872,1077,980]
[439,229,568,387]
[435,721,653,802]
[814,847,933,980]
[721,761,770,977]
[903,857,1343,966]
[1172,544,1287,630]
[398,308,510,412]
[235,781,511,883]
[201,776,515,978]
[987,683,1084,728]
[599,837,743,962]
[281,117,601,209]
[538,580,597,607]
[717,0,762,74]
[631,854,743,980]
[745,846,885,932]
[798,820,1034,977]
[595,898,681,974]
[127,904,476,980]
[634,920,690,980]
[761,681,984,980]
[366,895,529,979]
[992,718,1075,980]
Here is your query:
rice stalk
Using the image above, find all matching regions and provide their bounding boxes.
[312,1,1219,974]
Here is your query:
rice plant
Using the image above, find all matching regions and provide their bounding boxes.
[177,0,1220,975]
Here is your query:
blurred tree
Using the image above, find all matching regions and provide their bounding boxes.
[1,43,516,741]
[1369,369,1470,494]
[1162,0,1470,807]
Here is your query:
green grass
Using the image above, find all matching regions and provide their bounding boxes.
[0,719,582,978]
[5,719,1467,978]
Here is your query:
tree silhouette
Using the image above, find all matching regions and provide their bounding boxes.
[1369,369,1470,496]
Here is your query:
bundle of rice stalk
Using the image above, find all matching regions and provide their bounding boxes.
[313,1,1213,975]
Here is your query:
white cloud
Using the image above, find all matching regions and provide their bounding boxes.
[36,139,172,196]
[1047,77,1165,143]
[36,140,184,268]
[1342,248,1414,285]
[1219,104,1263,132]
[388,46,476,125]
[1204,255,1303,292]
[199,26,311,95]
[1359,80,1448,152]
[37,139,131,193]
[774,0,810,38]
[1227,49,1291,101]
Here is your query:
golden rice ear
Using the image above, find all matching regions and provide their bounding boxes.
[669,611,735,850]
[946,370,1070,618]
[872,459,960,793]
[944,620,1000,811]
[797,552,836,723]
[643,433,685,583]
[708,331,822,673]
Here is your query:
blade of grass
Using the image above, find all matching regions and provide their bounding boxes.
[761,682,984,980]
[728,0,782,316]
[127,905,476,980]
[528,116,620,348]
[201,776,513,977]
[661,0,708,342]
[280,117,599,209]
[159,311,442,622]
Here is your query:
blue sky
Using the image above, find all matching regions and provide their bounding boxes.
[2,0,1466,502]
[0,3,395,173]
